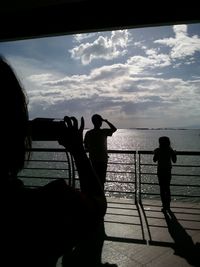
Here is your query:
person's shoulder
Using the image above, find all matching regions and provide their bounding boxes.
[84,129,93,136]
[102,128,114,135]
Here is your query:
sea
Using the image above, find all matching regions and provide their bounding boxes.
[31,128,200,151]
[21,129,200,203]
[107,128,200,202]
[106,128,200,151]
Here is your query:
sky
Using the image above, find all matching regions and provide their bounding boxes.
[0,23,200,129]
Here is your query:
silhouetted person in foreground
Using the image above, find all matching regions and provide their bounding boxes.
[153,136,177,212]
[164,210,200,266]
[84,114,117,188]
[0,56,117,267]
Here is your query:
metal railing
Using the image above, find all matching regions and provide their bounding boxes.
[18,149,200,203]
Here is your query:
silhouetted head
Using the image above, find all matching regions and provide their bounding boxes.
[0,55,31,177]
[91,114,103,128]
[159,136,171,149]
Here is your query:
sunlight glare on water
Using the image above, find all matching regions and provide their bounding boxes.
[107,129,200,151]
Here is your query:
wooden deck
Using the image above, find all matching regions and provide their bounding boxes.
[57,198,200,267]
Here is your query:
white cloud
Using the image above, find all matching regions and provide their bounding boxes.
[154,24,200,60]
[127,51,171,74]
[28,73,54,83]
[73,32,97,42]
[70,30,130,64]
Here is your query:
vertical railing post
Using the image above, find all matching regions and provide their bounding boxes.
[138,152,142,204]
[134,152,137,204]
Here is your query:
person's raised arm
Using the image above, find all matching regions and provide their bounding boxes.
[58,116,107,215]
[102,119,117,133]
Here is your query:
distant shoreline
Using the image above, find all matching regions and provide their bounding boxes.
[127,128,200,130]
[84,128,200,130]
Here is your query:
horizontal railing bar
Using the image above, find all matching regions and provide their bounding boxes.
[138,150,200,155]
[140,172,200,177]
[141,182,200,187]
[140,163,200,168]
[140,192,160,196]
[22,167,69,171]
[27,161,135,165]
[109,162,135,165]
[26,160,68,163]
[108,150,136,154]
[106,180,135,184]
[18,176,68,179]
[28,148,200,155]
[29,148,137,154]
[28,148,66,152]
[141,192,200,197]
[173,173,200,177]
[105,190,135,193]
[107,171,135,174]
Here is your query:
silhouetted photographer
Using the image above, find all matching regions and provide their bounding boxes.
[0,55,117,267]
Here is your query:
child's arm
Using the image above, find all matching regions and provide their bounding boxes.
[171,149,177,163]
[153,149,158,162]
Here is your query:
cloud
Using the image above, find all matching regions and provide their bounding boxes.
[28,73,54,83]
[27,53,200,126]
[70,30,130,64]
[73,32,98,42]
[127,52,171,74]
[4,24,200,128]
[154,24,200,60]
[26,39,200,122]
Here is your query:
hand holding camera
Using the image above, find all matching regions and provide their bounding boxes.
[58,116,85,153]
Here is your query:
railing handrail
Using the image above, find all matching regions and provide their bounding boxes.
[28,148,137,154]
[138,150,200,155]
[28,148,200,155]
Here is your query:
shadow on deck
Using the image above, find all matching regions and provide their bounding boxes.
[101,198,200,267]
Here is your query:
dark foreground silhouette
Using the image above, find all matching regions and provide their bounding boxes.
[0,55,117,267]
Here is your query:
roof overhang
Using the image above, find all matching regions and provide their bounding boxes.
[0,0,199,41]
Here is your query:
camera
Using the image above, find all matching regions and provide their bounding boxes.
[29,117,65,141]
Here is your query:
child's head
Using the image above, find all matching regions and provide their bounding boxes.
[159,136,171,148]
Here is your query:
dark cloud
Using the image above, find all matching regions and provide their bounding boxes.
[29,95,123,119]
[120,98,169,115]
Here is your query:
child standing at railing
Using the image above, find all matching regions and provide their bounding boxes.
[153,136,177,212]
